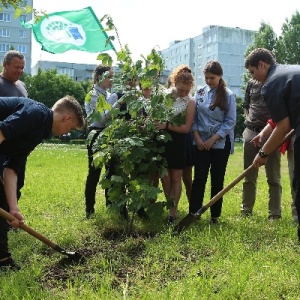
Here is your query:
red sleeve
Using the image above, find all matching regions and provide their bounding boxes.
[267,119,276,129]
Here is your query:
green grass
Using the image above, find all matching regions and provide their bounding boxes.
[1,142,300,300]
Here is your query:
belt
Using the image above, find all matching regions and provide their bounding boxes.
[246,125,264,133]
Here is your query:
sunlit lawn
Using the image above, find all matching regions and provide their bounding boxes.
[0,142,299,300]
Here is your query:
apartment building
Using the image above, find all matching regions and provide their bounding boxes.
[160,25,256,97]
[32,60,96,81]
[0,0,33,74]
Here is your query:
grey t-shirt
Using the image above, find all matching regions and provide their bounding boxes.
[0,76,28,97]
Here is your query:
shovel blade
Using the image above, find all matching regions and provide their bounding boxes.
[173,213,199,233]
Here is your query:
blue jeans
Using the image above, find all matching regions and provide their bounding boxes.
[189,136,231,218]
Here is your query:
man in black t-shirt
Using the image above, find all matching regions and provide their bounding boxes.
[245,47,300,241]
[0,96,84,271]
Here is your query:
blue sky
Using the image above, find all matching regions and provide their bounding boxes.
[32,0,300,66]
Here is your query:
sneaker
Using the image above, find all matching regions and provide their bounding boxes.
[0,257,21,271]
[210,218,219,225]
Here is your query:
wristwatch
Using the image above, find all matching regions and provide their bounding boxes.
[258,149,268,158]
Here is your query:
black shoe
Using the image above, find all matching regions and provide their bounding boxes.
[86,210,95,219]
[0,257,21,271]
[137,208,149,221]
[210,218,219,225]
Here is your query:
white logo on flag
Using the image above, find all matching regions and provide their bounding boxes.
[40,16,86,46]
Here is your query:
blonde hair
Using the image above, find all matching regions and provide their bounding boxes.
[168,64,194,87]
[52,95,85,129]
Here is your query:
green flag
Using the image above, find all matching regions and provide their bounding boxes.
[22,6,115,54]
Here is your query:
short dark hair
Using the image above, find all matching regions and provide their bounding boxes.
[93,64,111,83]
[245,48,276,68]
[3,50,25,64]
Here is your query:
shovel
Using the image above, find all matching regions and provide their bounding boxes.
[0,208,83,261]
[174,129,295,233]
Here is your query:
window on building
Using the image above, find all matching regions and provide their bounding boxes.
[185,54,188,59]
[0,28,10,37]
[0,44,10,52]
[20,1,28,5]
[19,15,27,23]
[0,13,11,22]
[185,44,189,50]
[58,68,74,77]
[18,45,26,53]
[19,30,26,38]
[197,44,202,49]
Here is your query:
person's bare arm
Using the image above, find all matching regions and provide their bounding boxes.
[3,168,24,227]
[253,117,290,168]
[0,128,24,226]
[0,129,6,144]
[251,123,273,147]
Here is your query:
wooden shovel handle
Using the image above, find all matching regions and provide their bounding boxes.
[203,128,295,210]
[0,207,59,250]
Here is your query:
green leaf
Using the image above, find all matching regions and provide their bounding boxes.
[147,202,166,221]
[96,53,113,66]
[85,91,92,103]
[95,94,111,113]
[14,7,23,18]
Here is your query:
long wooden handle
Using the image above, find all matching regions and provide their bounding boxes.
[203,164,254,210]
[202,128,295,211]
[0,207,59,250]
